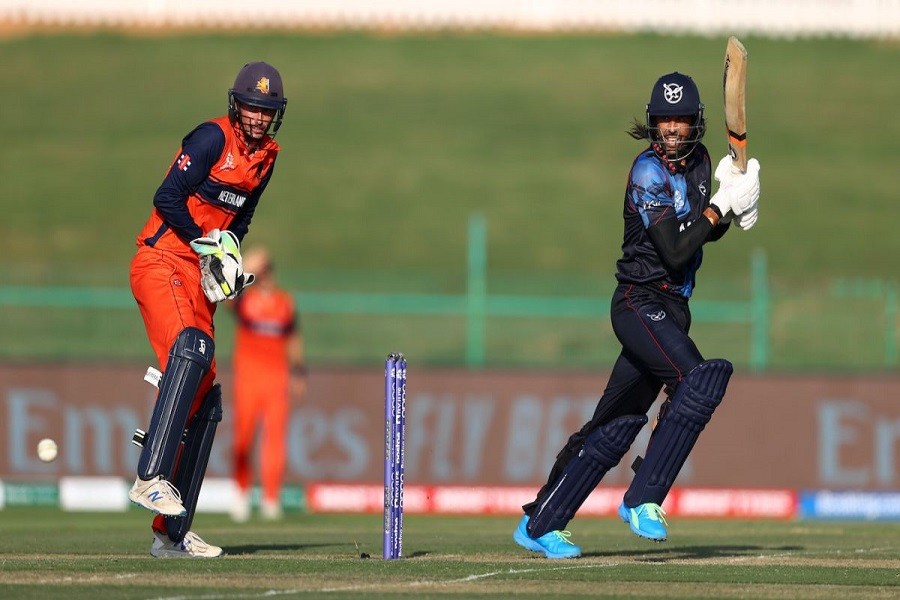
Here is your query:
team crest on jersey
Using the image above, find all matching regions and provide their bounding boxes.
[177,153,191,172]
[219,152,236,171]
[647,310,666,322]
[255,77,270,94]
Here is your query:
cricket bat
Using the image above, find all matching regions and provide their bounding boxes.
[723,36,749,173]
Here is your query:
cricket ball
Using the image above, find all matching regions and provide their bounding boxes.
[37,438,58,463]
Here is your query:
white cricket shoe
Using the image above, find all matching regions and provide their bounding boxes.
[229,489,251,523]
[128,475,187,516]
[261,498,283,521]
[151,531,223,558]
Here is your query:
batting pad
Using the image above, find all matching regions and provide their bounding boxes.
[624,359,733,507]
[166,384,222,543]
[137,327,214,480]
[528,414,648,538]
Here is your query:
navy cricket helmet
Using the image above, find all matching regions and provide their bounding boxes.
[645,72,706,161]
[228,61,288,137]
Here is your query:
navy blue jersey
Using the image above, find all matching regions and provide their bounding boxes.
[615,144,712,298]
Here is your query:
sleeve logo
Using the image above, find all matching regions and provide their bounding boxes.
[177,153,192,172]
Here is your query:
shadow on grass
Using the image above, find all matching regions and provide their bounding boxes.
[225,543,336,555]
[584,544,804,561]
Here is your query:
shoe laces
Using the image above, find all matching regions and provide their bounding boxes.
[642,503,668,525]
[183,532,208,550]
[551,530,577,546]
[158,478,184,503]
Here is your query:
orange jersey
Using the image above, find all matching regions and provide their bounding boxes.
[233,286,297,372]
[232,285,296,503]
[136,115,280,259]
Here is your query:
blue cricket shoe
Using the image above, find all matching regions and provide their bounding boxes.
[618,501,668,541]
[513,515,581,559]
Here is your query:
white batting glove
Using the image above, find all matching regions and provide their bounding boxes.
[734,203,759,230]
[709,173,738,219]
[710,156,737,218]
[730,158,760,216]
[715,156,760,214]
[711,156,760,220]
[190,229,255,303]
[714,154,743,183]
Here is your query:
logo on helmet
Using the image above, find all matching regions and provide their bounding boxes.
[663,83,684,104]
[255,77,270,95]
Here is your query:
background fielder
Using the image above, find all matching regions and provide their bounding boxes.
[229,247,306,522]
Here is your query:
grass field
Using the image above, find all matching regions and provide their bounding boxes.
[4,33,897,281]
[1,32,898,369]
[1,508,898,599]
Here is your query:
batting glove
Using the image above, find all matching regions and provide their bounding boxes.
[734,203,759,230]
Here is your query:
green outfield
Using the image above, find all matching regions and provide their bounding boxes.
[0,32,897,369]
[0,508,897,599]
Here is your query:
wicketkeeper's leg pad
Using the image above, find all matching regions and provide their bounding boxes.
[137,327,214,480]
[527,414,648,538]
[624,358,732,507]
[166,383,222,543]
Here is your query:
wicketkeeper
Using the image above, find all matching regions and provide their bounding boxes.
[128,61,286,557]
[513,72,761,558]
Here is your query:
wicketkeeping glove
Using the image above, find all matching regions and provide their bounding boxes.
[190,229,256,303]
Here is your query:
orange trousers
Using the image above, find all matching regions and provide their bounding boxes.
[232,359,288,504]
[130,246,218,532]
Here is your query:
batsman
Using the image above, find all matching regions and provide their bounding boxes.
[513,71,761,558]
[128,61,287,557]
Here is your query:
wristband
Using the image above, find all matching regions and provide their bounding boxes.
[703,206,721,227]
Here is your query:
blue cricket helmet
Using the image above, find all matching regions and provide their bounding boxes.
[645,72,706,161]
[647,72,703,117]
[228,61,287,136]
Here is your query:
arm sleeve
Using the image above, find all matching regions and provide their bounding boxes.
[152,122,226,242]
[707,220,731,242]
[630,158,714,272]
[647,212,714,272]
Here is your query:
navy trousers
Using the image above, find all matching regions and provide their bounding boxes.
[523,283,704,516]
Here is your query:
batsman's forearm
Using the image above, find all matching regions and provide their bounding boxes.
[707,220,731,242]
[647,217,714,272]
